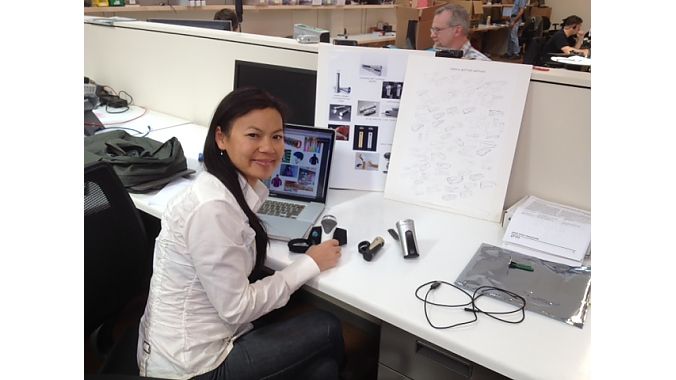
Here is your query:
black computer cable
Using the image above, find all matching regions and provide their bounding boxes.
[94,125,152,137]
[466,286,526,324]
[100,86,133,113]
[415,281,526,329]
[84,106,149,129]
[415,281,476,330]
[105,104,130,114]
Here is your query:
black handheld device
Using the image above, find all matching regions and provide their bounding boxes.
[435,49,464,59]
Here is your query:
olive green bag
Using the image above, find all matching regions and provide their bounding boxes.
[84,130,195,193]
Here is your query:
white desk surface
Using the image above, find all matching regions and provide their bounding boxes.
[117,112,590,380]
[530,67,591,88]
[92,105,191,133]
[472,23,511,32]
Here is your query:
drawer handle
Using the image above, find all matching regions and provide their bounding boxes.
[415,340,473,378]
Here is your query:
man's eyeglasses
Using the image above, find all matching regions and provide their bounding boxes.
[430,25,458,34]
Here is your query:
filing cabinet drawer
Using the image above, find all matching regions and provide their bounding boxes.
[378,363,412,380]
[378,323,510,380]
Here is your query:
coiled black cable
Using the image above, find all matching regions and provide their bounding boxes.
[415,281,526,329]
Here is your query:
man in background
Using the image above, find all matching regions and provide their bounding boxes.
[504,0,527,59]
[430,4,490,61]
[214,8,240,31]
[542,15,589,58]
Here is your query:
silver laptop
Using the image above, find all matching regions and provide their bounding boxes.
[258,124,336,241]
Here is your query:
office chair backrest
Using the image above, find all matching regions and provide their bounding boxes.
[84,161,150,337]
[542,16,551,32]
[523,36,548,66]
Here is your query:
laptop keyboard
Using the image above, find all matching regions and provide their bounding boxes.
[259,200,305,219]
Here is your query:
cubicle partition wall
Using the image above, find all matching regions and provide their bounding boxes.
[84,5,397,40]
[84,21,318,127]
[84,18,590,210]
[507,78,590,210]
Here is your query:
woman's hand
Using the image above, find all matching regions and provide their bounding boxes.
[306,239,341,272]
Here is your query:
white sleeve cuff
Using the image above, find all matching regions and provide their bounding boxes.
[279,254,320,292]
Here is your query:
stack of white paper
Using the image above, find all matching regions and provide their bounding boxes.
[502,196,591,266]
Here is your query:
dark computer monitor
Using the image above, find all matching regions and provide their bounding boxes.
[406,20,418,50]
[333,39,358,46]
[233,60,317,126]
[147,18,233,31]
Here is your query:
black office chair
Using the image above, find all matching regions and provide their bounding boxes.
[523,36,548,66]
[85,161,152,375]
[405,19,418,50]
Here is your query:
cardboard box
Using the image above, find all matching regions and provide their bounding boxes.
[472,1,483,16]
[448,0,472,14]
[395,4,445,50]
[411,0,431,7]
[529,6,552,19]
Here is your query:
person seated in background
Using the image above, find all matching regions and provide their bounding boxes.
[214,8,239,31]
[542,15,589,58]
[430,4,491,61]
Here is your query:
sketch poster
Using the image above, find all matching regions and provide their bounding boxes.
[384,55,532,222]
[315,44,432,191]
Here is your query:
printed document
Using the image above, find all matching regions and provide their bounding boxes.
[503,196,590,266]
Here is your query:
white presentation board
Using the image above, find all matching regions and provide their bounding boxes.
[384,55,532,222]
[315,44,433,191]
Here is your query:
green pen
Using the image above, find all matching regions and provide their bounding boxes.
[509,260,534,272]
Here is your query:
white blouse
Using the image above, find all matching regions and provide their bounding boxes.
[137,171,319,379]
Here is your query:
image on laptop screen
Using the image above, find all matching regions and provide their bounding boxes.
[257,124,335,241]
[263,124,335,204]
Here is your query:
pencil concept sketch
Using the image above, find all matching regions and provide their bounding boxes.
[385,56,532,222]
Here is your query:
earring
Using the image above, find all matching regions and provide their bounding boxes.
[220,150,224,156]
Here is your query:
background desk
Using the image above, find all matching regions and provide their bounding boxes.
[112,113,590,380]
[331,33,396,47]
[469,23,510,57]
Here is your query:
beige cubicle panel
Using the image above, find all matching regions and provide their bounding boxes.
[85,20,590,211]
[84,21,319,127]
[506,76,591,211]
[528,6,552,19]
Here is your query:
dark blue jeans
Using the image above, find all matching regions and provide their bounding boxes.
[194,310,345,380]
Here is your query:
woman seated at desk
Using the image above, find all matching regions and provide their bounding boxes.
[137,88,345,380]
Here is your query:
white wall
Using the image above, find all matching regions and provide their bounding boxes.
[85,21,319,126]
[544,0,591,30]
[506,79,591,210]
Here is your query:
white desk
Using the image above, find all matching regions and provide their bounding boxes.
[331,33,396,47]
[92,105,191,133]
[118,113,590,380]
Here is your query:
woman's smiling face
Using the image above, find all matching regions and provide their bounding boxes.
[216,107,284,187]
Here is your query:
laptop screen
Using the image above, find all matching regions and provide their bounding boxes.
[263,124,335,203]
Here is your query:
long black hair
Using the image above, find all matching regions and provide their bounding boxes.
[203,87,287,271]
